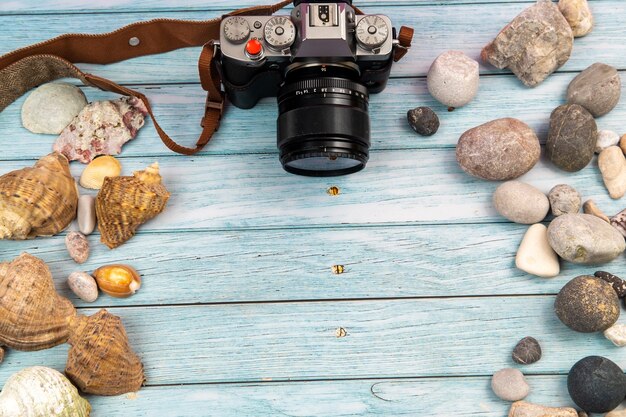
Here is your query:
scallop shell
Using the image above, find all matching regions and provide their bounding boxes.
[96,162,170,249]
[0,152,78,239]
[65,309,145,396]
[0,253,76,351]
[79,155,121,190]
[0,366,91,417]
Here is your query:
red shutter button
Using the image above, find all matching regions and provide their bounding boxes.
[245,39,263,59]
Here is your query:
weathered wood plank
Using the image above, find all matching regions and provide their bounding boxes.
[0,297,621,385]
[2,73,625,159]
[82,375,574,417]
[0,224,619,307]
[0,2,622,83]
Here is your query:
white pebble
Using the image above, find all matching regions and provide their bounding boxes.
[516,224,560,278]
[427,51,479,108]
[77,195,96,235]
[596,130,620,153]
[604,323,626,347]
[491,368,530,402]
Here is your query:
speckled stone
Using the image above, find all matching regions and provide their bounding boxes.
[509,402,578,417]
[427,51,479,108]
[558,0,594,37]
[407,107,440,136]
[547,214,625,264]
[567,356,626,413]
[567,63,621,117]
[555,275,620,333]
[594,271,626,298]
[493,181,549,224]
[548,184,581,217]
[491,368,530,401]
[596,130,620,154]
[611,208,626,237]
[21,83,88,134]
[456,118,540,181]
[65,231,89,264]
[599,146,626,199]
[546,104,597,172]
[512,337,542,365]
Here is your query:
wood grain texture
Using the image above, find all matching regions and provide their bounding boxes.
[0,297,622,385]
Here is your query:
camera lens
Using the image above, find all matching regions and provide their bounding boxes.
[277,68,370,177]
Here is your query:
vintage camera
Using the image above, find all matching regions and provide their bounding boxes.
[217,0,407,176]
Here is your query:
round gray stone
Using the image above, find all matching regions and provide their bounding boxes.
[493,181,549,224]
[548,184,581,216]
[546,104,597,172]
[567,63,621,117]
[21,83,88,134]
[427,50,479,108]
[491,368,530,401]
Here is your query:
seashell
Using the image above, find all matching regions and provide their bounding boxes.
[93,264,141,298]
[0,366,91,417]
[65,309,145,396]
[0,253,76,351]
[96,162,170,249]
[21,82,88,135]
[0,152,78,240]
[67,272,99,303]
[53,96,148,163]
[77,195,96,235]
[79,155,122,190]
[65,231,90,264]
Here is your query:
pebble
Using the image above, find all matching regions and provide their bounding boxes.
[599,146,626,199]
[67,271,99,303]
[603,323,626,347]
[509,401,578,417]
[546,104,597,172]
[620,134,626,154]
[547,214,626,264]
[481,0,573,87]
[456,118,540,181]
[558,0,594,37]
[567,356,626,413]
[427,51,479,108]
[515,224,560,278]
[491,368,530,401]
[21,83,88,134]
[594,271,626,298]
[607,410,626,417]
[582,200,610,223]
[555,275,620,333]
[407,107,439,136]
[512,337,542,365]
[65,231,90,264]
[77,195,96,235]
[548,184,581,217]
[611,208,626,237]
[493,182,549,224]
[596,130,620,154]
[567,63,621,117]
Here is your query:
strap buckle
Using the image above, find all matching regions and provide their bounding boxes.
[201,93,225,128]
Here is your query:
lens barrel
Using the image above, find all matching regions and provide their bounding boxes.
[277,77,371,177]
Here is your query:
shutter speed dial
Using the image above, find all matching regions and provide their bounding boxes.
[223,16,251,44]
[264,17,296,51]
[355,15,389,51]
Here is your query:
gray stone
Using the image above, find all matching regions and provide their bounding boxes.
[407,107,439,136]
[427,51,479,108]
[491,368,530,401]
[559,0,594,37]
[21,83,87,134]
[546,104,597,172]
[67,271,99,303]
[567,63,621,117]
[595,130,620,154]
[547,214,626,264]
[493,181,549,224]
[456,118,540,181]
[548,184,581,216]
[481,0,573,87]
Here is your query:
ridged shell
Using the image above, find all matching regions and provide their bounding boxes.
[79,155,121,190]
[65,309,145,396]
[0,152,78,239]
[0,253,76,351]
[96,162,170,249]
[0,366,91,417]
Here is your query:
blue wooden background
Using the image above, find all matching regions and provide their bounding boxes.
[1,0,625,415]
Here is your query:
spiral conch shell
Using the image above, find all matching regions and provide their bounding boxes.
[0,366,91,417]
[0,253,76,351]
[96,162,170,249]
[65,309,145,396]
[0,152,78,239]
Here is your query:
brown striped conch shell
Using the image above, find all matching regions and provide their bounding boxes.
[0,253,76,351]
[96,162,170,249]
[0,152,78,239]
[65,309,145,396]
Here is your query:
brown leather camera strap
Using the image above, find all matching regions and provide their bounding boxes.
[0,1,413,156]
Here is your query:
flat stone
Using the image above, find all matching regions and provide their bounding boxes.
[558,0,594,37]
[494,182,549,224]
[481,0,573,87]
[456,118,540,181]
[548,184,581,217]
[509,401,577,417]
[547,214,625,264]
[407,107,439,136]
[546,104,597,172]
[427,51,479,108]
[599,146,626,199]
[568,356,626,413]
[567,63,621,117]
[21,83,88,134]
[491,368,530,401]
[516,224,560,278]
[604,323,626,347]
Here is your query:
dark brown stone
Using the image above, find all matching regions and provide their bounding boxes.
[512,336,542,365]
[594,271,626,298]
[546,104,597,172]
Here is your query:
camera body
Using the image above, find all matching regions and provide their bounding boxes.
[216,1,404,176]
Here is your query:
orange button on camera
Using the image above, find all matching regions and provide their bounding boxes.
[245,39,263,56]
